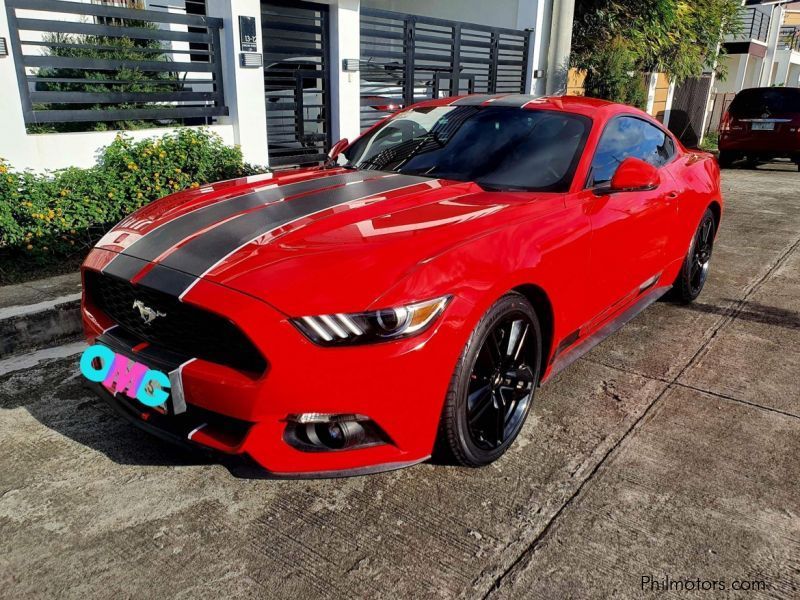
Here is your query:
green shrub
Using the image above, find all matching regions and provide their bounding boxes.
[0,128,264,283]
[700,131,719,153]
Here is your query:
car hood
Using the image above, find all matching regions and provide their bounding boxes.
[96,168,552,315]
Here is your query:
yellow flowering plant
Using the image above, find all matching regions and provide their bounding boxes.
[0,129,264,283]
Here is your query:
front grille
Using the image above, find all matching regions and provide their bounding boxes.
[85,270,267,374]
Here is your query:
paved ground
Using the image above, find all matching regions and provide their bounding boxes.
[1,165,799,599]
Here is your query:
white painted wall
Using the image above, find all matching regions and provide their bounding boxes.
[329,0,362,144]
[207,0,269,166]
[10,125,236,172]
[0,0,33,168]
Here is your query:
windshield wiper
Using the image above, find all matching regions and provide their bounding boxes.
[477,182,536,192]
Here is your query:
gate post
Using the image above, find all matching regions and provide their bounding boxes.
[329,0,361,143]
[206,0,269,167]
[0,0,37,169]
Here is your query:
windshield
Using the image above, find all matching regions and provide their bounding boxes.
[342,106,591,193]
[729,88,800,118]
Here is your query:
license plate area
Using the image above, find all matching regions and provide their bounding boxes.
[94,329,193,416]
[752,122,775,131]
[98,348,175,414]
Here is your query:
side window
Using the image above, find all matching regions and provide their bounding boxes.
[589,117,675,186]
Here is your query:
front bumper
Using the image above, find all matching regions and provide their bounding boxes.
[82,249,473,477]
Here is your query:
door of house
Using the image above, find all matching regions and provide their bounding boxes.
[262,0,331,167]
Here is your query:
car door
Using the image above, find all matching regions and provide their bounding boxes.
[584,116,680,325]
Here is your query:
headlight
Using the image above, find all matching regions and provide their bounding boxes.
[292,296,451,346]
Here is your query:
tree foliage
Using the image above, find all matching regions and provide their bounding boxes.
[571,0,742,103]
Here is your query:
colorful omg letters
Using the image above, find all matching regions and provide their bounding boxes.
[79,344,170,407]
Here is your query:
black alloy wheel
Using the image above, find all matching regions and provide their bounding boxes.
[671,208,716,303]
[689,216,714,296]
[437,293,541,467]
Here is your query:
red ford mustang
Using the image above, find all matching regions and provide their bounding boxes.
[81,94,722,477]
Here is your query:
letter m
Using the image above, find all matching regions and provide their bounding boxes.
[103,354,148,399]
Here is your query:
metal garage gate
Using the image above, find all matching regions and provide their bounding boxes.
[668,74,713,149]
[360,9,532,130]
[262,0,330,166]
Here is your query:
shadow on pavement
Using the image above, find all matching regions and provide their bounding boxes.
[0,357,214,469]
[683,299,800,330]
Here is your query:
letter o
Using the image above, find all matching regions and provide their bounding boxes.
[80,345,115,382]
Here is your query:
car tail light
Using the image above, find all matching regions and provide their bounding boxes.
[719,112,731,133]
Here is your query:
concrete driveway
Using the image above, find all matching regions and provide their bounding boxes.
[1,165,798,599]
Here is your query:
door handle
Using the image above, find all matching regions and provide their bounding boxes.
[667,192,679,199]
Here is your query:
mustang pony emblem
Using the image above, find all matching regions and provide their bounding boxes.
[132,300,166,325]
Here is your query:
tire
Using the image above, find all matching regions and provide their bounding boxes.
[436,292,542,467]
[671,208,716,304]
[718,150,735,169]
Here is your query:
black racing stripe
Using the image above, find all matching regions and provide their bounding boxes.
[109,171,373,266]
[486,94,536,107]
[137,174,428,296]
[451,94,508,106]
[102,252,149,281]
[134,266,197,298]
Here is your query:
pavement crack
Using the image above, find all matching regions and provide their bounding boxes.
[583,357,668,383]
[481,232,800,599]
[674,381,800,421]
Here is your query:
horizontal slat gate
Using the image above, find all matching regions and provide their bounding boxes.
[360,9,531,130]
[4,0,227,130]
[262,0,330,167]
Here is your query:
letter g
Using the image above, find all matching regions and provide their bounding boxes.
[136,370,171,407]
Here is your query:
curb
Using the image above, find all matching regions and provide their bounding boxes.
[0,293,83,358]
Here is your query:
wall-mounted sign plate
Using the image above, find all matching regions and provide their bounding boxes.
[240,52,263,68]
[239,16,257,52]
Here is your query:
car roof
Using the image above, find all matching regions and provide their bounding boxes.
[409,93,635,119]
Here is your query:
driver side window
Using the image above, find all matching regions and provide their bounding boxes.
[589,117,675,186]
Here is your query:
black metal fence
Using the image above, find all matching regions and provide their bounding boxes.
[360,9,532,130]
[780,26,800,53]
[5,0,227,131]
[729,7,771,44]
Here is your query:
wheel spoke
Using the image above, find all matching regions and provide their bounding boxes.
[508,321,529,363]
[487,328,504,366]
[475,342,496,372]
[701,220,712,245]
[494,398,506,446]
[468,386,493,425]
[506,319,522,357]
